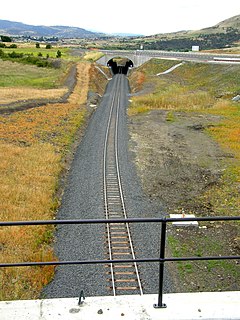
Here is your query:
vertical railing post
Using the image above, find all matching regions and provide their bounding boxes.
[154,218,167,308]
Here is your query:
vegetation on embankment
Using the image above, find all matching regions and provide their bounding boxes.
[83,50,104,62]
[0,58,71,107]
[0,54,107,300]
[129,61,240,215]
[129,58,240,292]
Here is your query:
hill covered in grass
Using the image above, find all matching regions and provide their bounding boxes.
[141,14,240,51]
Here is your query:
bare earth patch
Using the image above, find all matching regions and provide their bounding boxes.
[0,87,68,105]
[128,109,239,293]
[129,110,225,213]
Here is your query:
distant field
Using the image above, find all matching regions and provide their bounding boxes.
[0,59,65,88]
[2,46,70,59]
[0,54,73,104]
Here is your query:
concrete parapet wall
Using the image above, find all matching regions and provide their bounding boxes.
[1,291,240,319]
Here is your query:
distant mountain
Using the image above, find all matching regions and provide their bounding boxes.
[0,19,104,38]
[110,33,144,37]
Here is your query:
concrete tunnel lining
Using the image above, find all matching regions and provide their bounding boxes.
[107,57,134,74]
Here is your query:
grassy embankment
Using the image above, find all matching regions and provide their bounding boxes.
[129,59,240,291]
[0,47,107,300]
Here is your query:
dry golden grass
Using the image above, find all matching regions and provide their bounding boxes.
[0,87,68,104]
[0,143,59,299]
[129,88,214,116]
[83,51,104,62]
[0,62,90,300]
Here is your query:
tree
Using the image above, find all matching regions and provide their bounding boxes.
[1,35,12,42]
[56,50,62,58]
[36,43,40,48]
[46,44,52,49]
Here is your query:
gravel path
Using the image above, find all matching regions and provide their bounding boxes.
[43,75,174,299]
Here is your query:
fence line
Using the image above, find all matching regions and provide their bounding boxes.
[1,216,239,308]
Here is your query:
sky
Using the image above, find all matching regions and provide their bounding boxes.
[1,0,240,35]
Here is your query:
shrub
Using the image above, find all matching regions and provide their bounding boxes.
[1,35,12,42]
[9,44,17,48]
[8,51,24,59]
[56,50,62,58]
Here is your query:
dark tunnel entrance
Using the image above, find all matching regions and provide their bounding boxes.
[107,57,134,75]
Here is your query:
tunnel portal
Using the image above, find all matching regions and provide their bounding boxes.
[107,57,134,75]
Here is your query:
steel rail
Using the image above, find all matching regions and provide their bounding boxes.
[103,74,143,295]
[103,75,120,296]
[114,83,143,295]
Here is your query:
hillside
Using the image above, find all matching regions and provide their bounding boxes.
[140,14,240,51]
[0,19,104,38]
[150,14,240,39]
[200,14,240,34]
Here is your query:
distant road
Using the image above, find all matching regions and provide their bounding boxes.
[102,49,240,65]
[137,50,240,63]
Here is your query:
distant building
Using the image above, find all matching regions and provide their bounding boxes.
[192,46,200,52]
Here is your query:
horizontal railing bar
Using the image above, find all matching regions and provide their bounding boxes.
[1,255,239,268]
[0,216,240,227]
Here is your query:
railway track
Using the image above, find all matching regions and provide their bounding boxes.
[103,74,143,296]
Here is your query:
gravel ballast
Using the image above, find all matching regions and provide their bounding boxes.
[43,75,174,299]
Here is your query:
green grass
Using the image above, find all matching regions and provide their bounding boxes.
[129,60,240,115]
[166,111,176,122]
[0,59,68,89]
[2,46,70,59]
[138,58,183,76]
[173,62,240,97]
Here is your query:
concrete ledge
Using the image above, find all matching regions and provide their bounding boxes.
[0,291,239,320]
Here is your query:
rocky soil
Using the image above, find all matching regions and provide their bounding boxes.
[129,110,225,215]
[128,109,239,292]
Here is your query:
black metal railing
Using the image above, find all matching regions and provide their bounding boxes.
[0,216,239,308]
